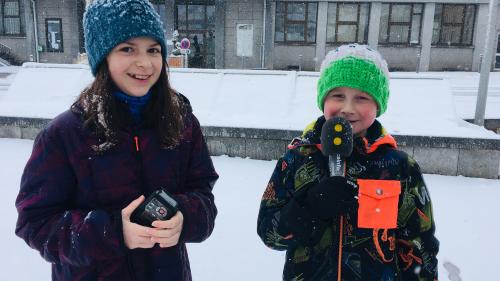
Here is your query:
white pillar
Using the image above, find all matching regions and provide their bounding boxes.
[368,2,382,49]
[418,3,435,72]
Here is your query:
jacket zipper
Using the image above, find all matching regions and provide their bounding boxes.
[128,132,144,281]
[338,215,344,281]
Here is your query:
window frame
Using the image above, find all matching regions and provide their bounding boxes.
[326,2,370,44]
[0,0,23,36]
[379,3,423,46]
[432,4,476,47]
[274,1,318,45]
[174,0,216,68]
[45,18,64,53]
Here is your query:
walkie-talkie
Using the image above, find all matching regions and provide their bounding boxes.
[131,189,179,227]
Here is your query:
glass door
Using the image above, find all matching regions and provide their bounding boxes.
[175,0,216,68]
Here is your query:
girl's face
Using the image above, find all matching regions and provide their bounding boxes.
[323,87,378,137]
[106,37,163,97]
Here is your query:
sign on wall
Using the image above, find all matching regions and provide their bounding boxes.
[236,24,253,57]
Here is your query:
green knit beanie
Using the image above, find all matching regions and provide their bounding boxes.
[317,44,390,117]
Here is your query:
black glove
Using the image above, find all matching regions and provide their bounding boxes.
[304,176,357,220]
[278,198,326,245]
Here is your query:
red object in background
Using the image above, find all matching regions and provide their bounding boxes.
[180,38,190,49]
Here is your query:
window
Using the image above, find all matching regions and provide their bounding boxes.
[379,3,423,45]
[495,34,500,69]
[175,0,216,68]
[0,0,22,35]
[150,0,166,22]
[326,2,370,44]
[275,2,318,44]
[432,4,476,46]
[46,19,63,52]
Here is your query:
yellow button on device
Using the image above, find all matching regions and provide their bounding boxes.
[334,124,343,132]
[333,137,342,145]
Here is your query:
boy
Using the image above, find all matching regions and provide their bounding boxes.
[257,44,439,281]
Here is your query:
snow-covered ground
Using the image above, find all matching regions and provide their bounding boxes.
[2,138,499,281]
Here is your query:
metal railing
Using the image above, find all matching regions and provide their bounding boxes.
[0,42,12,54]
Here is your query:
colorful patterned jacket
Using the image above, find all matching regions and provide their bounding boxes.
[15,95,218,281]
[257,116,439,281]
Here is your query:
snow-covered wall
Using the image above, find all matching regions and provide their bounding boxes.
[1,63,498,139]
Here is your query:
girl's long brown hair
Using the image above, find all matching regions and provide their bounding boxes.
[74,60,185,152]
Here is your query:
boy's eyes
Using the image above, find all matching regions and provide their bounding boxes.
[327,93,371,100]
[329,93,344,98]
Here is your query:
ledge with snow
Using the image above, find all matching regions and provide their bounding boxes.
[0,63,498,178]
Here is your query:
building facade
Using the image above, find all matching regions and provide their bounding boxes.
[1,0,499,71]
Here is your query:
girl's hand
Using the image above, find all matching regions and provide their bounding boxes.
[148,211,184,248]
[121,195,155,249]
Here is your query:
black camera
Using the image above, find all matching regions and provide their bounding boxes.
[131,189,179,227]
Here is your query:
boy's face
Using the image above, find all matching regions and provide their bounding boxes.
[106,36,163,97]
[323,87,378,137]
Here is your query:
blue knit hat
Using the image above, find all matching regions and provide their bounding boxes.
[83,0,167,76]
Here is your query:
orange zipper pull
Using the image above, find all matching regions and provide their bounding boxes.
[134,136,140,152]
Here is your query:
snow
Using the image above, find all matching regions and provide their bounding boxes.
[2,138,499,281]
[435,71,500,120]
[1,64,499,278]
[0,63,498,139]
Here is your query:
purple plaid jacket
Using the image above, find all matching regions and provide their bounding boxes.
[15,101,218,280]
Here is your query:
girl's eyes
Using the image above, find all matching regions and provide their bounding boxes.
[117,46,161,54]
[148,48,161,54]
[119,47,134,53]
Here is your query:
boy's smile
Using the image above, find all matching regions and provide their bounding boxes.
[107,37,163,97]
[323,87,378,137]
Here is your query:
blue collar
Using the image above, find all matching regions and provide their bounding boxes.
[113,90,152,123]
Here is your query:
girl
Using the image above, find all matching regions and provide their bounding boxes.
[15,0,218,280]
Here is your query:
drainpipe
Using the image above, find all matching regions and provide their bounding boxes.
[260,0,266,69]
[30,0,39,62]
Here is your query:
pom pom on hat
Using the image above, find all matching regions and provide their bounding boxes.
[317,44,390,117]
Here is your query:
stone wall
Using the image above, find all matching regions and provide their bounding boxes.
[2,116,498,179]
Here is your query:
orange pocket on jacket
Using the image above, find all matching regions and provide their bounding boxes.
[357,179,401,229]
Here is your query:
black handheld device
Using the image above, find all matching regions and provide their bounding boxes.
[320,117,354,177]
[131,189,179,227]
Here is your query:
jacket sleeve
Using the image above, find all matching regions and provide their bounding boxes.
[397,157,439,280]
[174,114,218,243]
[257,155,296,251]
[257,151,326,250]
[15,125,126,267]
